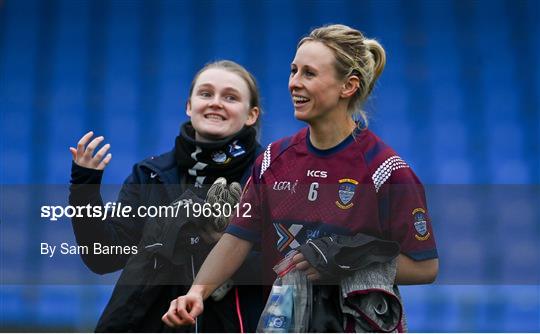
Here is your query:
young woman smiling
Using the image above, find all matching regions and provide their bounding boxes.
[69,60,264,332]
[162,25,439,331]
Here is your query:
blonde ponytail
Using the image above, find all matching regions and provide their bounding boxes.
[364,38,386,94]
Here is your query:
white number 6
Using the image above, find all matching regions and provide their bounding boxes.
[308,182,319,202]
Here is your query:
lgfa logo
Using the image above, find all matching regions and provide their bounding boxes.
[272,180,298,193]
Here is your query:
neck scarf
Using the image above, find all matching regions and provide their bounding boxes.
[174,122,259,188]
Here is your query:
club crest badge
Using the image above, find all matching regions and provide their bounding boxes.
[335,178,358,209]
[211,151,231,164]
[228,140,246,157]
[412,208,430,241]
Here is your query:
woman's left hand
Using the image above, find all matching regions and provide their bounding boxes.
[292,252,321,281]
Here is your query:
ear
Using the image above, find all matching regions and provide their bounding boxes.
[186,100,192,117]
[244,106,260,126]
[341,75,360,99]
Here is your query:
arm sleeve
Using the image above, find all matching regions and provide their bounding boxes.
[225,157,264,244]
[378,165,438,261]
[69,161,145,274]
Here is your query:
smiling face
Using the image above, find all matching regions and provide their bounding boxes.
[289,41,346,125]
[187,68,258,142]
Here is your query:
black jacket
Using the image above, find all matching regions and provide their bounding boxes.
[69,148,264,332]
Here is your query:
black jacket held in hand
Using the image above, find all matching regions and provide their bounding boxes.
[69,133,264,332]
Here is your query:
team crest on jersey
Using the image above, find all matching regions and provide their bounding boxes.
[228,140,246,157]
[412,208,430,241]
[335,178,358,209]
[211,151,231,164]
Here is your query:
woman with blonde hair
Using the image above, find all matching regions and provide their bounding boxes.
[162,25,439,331]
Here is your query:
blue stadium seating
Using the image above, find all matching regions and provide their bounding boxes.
[1,0,539,331]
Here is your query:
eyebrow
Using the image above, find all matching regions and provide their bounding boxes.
[195,83,214,90]
[222,86,241,94]
[196,83,241,93]
[290,63,318,72]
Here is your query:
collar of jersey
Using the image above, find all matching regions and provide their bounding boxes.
[306,126,360,157]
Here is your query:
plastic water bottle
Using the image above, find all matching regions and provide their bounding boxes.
[263,285,293,333]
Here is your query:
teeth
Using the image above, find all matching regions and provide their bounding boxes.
[206,115,224,121]
[293,96,309,103]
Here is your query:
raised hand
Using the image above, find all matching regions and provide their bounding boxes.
[69,131,112,170]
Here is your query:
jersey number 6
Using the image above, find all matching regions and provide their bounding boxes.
[308,182,319,202]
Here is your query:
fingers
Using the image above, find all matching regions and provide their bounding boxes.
[162,299,186,327]
[188,302,204,319]
[307,272,322,281]
[72,131,112,170]
[295,260,311,271]
[293,253,312,271]
[162,295,204,328]
[76,131,94,158]
[292,252,304,264]
[94,143,110,161]
[305,266,321,278]
[94,143,112,170]
[84,136,105,158]
[292,253,322,280]
[176,297,195,323]
[162,298,194,328]
[69,147,77,160]
[97,153,112,170]
[297,262,321,281]
[161,300,177,327]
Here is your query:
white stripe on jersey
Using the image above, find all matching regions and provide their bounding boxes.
[260,143,272,179]
[372,155,409,192]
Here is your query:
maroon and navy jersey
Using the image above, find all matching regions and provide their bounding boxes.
[226,127,437,280]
